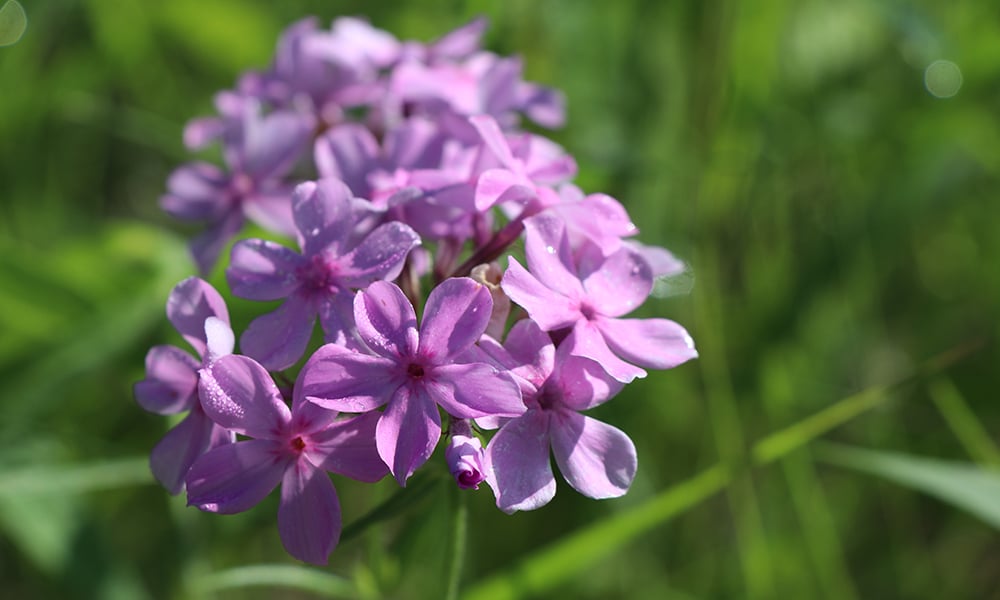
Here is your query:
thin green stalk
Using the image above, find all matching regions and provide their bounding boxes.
[445,490,469,600]
[928,377,1000,468]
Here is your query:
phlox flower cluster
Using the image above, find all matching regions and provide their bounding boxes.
[136,15,697,565]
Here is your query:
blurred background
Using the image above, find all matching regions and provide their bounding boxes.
[2,1,999,598]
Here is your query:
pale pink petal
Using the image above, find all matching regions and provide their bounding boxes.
[185,439,287,513]
[166,277,230,357]
[522,214,583,299]
[549,352,623,411]
[580,246,653,318]
[354,281,419,359]
[427,363,524,418]
[623,241,685,278]
[502,319,555,388]
[418,278,492,362]
[227,239,304,301]
[203,317,235,364]
[430,17,487,59]
[484,410,556,513]
[239,294,318,371]
[135,345,199,415]
[309,412,388,482]
[243,188,297,236]
[199,355,291,438]
[469,114,517,168]
[474,168,534,211]
[596,317,698,371]
[563,321,646,383]
[296,343,399,413]
[501,258,579,331]
[550,412,636,499]
[376,386,441,485]
[278,462,341,565]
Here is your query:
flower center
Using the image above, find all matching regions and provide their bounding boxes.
[290,436,307,453]
[297,254,338,293]
[407,363,425,379]
[579,302,597,321]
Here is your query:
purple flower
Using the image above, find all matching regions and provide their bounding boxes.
[478,319,633,512]
[134,277,235,494]
[187,354,387,565]
[297,278,524,485]
[226,178,421,371]
[161,101,314,274]
[502,213,697,382]
[445,420,486,490]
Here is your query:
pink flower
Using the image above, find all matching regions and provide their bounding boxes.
[187,354,387,565]
[297,278,524,485]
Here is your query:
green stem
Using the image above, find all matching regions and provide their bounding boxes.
[445,490,469,600]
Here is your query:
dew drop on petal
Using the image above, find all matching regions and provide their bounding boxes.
[545,245,556,254]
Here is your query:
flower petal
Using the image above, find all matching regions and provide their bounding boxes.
[354,281,419,359]
[166,277,230,357]
[469,114,517,168]
[427,363,524,418]
[579,245,653,318]
[336,221,420,287]
[548,351,623,411]
[278,462,341,565]
[292,179,356,257]
[204,316,235,364]
[418,278,492,362]
[240,107,313,180]
[376,386,441,485]
[501,257,579,331]
[522,214,583,299]
[199,355,291,438]
[502,318,555,388]
[314,124,380,196]
[562,320,646,383]
[186,439,286,513]
[150,404,231,495]
[243,187,297,236]
[189,211,245,276]
[550,412,636,499]
[309,412,388,482]
[484,410,556,513]
[159,162,229,221]
[596,317,698,371]
[135,345,200,415]
[296,343,399,413]
[227,238,304,301]
[239,294,318,371]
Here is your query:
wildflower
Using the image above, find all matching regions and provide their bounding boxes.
[445,419,487,490]
[297,278,523,485]
[134,277,235,493]
[187,354,386,564]
[226,178,420,370]
[502,213,697,382]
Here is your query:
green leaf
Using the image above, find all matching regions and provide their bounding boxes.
[191,564,356,598]
[815,443,1000,530]
[0,457,151,495]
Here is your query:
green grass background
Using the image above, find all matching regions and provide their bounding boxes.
[2,1,999,598]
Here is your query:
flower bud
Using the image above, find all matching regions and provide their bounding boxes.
[446,420,486,490]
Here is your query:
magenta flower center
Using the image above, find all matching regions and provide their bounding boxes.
[297,254,339,292]
[407,363,425,379]
[579,301,597,321]
[290,436,307,453]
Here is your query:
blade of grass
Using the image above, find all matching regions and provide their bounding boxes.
[445,489,469,600]
[340,471,443,544]
[0,457,151,495]
[814,443,1000,530]
[927,377,1000,468]
[462,338,982,600]
[190,564,356,598]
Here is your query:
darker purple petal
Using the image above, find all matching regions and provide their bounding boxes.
[292,179,356,257]
[227,239,304,301]
[336,221,420,287]
[135,345,200,415]
[166,277,231,357]
[150,404,231,495]
[309,412,388,482]
[296,343,399,413]
[418,278,492,362]
[239,294,318,371]
[427,363,524,418]
[199,355,291,438]
[354,281,419,359]
[278,462,341,565]
[186,439,287,513]
[376,386,441,485]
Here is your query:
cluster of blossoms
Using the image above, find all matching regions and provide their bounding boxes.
[136,16,697,565]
